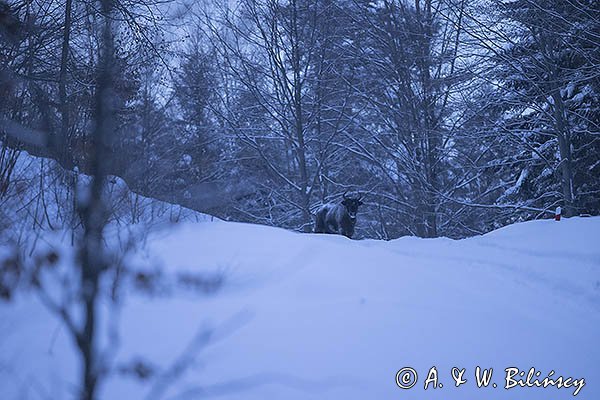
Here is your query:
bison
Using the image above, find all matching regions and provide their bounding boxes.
[314,191,364,238]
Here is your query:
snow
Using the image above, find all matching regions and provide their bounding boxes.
[1,215,599,400]
[501,167,528,197]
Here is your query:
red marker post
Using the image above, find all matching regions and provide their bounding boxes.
[555,206,561,221]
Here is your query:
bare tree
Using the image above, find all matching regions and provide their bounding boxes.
[202,0,357,231]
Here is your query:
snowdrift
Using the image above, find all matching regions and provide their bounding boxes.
[1,214,599,400]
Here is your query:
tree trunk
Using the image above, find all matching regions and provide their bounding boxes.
[551,90,575,217]
[58,0,73,168]
[290,0,311,230]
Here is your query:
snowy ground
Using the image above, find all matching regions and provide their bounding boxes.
[1,214,599,399]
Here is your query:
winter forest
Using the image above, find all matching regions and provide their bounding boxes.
[2,0,599,240]
[0,0,599,399]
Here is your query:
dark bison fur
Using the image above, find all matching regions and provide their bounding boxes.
[314,191,363,238]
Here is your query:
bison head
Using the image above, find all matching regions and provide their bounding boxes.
[342,191,364,219]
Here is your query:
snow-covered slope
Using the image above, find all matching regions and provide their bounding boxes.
[1,216,599,400]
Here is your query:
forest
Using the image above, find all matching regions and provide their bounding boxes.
[1,0,599,240]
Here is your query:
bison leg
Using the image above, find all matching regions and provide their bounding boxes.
[327,220,339,234]
[314,218,324,233]
[341,225,354,238]
[314,209,327,233]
